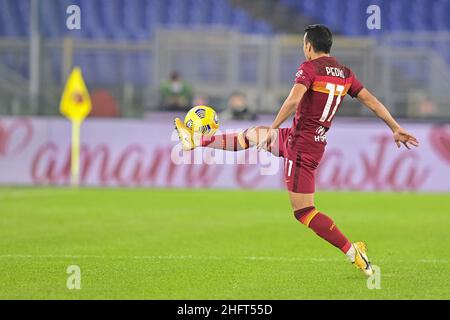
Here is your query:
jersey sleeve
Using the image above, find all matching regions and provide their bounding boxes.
[347,71,364,98]
[294,62,315,89]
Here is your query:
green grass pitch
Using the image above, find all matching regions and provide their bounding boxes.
[0,188,449,300]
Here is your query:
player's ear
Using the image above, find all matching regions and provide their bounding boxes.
[306,41,312,54]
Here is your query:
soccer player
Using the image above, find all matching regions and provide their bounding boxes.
[174,24,419,276]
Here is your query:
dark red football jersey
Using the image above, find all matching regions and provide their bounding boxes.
[289,56,363,153]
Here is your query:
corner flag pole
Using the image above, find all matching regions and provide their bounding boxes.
[71,120,82,187]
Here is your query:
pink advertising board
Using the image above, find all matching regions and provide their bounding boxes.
[0,116,449,191]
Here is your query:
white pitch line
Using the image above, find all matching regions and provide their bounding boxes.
[0,254,447,264]
[418,259,450,264]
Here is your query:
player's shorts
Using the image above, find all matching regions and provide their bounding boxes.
[275,128,324,194]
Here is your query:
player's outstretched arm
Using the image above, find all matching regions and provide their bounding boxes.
[256,84,307,150]
[356,88,419,149]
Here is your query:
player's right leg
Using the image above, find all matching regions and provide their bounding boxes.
[290,192,373,276]
[175,118,273,152]
[285,152,374,276]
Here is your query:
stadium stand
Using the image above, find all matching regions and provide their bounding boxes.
[0,0,274,39]
[0,0,448,116]
[1,0,449,62]
[278,0,450,65]
[280,0,450,34]
[0,0,273,86]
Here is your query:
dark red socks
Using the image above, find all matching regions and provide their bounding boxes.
[294,206,351,254]
[201,130,250,151]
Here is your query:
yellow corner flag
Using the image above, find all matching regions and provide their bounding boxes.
[60,67,92,187]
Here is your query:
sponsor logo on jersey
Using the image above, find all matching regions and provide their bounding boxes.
[314,126,327,143]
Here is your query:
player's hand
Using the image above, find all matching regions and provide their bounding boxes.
[257,128,278,152]
[393,127,419,149]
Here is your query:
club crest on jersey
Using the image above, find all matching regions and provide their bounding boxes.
[315,126,327,143]
[296,69,305,79]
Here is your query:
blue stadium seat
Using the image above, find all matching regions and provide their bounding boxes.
[144,0,165,35]
[123,0,148,40]
[0,0,27,37]
[432,0,450,30]
[210,0,233,26]
[166,0,189,27]
[100,0,128,40]
[232,9,252,33]
[78,0,106,39]
[187,0,211,27]
[344,0,370,36]
[16,0,30,36]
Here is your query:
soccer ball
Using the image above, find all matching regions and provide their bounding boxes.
[184,106,219,136]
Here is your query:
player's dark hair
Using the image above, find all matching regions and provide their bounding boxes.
[304,24,333,54]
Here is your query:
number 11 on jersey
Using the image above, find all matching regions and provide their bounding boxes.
[320,83,345,123]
